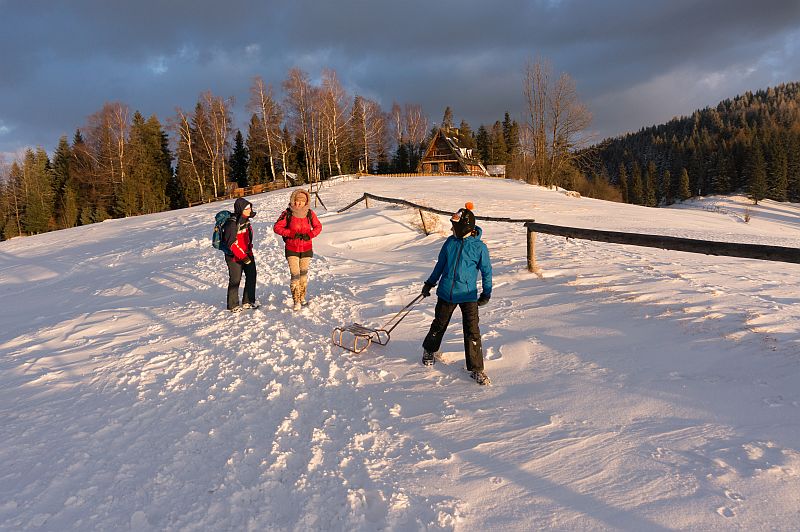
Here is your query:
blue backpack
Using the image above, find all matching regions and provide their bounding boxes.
[212,210,233,254]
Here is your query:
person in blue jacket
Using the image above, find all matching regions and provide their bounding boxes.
[420,202,493,385]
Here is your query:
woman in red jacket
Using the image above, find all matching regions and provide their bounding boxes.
[273,189,322,310]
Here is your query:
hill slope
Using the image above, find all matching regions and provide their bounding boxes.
[590,81,800,204]
[1,176,799,530]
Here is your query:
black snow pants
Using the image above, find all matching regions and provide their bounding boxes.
[422,298,484,372]
[225,254,257,309]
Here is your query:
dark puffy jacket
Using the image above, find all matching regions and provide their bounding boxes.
[426,226,492,303]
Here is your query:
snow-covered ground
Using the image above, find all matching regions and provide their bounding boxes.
[1,176,799,530]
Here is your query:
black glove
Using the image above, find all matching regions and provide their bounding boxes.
[477,293,490,306]
[421,282,434,297]
[294,232,310,241]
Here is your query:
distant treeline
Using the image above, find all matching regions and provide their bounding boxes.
[0,65,539,241]
[587,81,800,206]
[3,65,799,241]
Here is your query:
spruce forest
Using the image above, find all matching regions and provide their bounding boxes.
[588,82,800,207]
[1,70,800,241]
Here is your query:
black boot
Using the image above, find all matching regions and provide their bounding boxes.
[422,350,435,366]
[470,370,491,385]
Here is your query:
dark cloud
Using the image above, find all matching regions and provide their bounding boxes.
[2,0,800,155]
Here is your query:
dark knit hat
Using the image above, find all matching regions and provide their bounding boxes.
[451,202,475,238]
[234,198,256,218]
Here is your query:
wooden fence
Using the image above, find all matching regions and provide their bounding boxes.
[523,222,800,266]
[338,193,800,272]
[187,181,289,207]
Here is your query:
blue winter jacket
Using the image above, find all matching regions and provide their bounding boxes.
[426,225,492,304]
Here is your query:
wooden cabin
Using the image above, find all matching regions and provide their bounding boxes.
[417,128,489,176]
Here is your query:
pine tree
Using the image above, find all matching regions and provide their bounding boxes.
[116,112,145,216]
[392,142,410,172]
[629,162,643,205]
[787,132,800,202]
[246,114,268,185]
[644,160,657,207]
[767,133,788,201]
[441,107,454,131]
[22,148,55,234]
[475,125,490,164]
[502,112,519,157]
[154,119,177,209]
[70,130,96,224]
[711,153,732,194]
[747,140,768,204]
[51,136,76,228]
[677,168,691,201]
[165,171,186,210]
[617,163,629,203]
[229,130,249,188]
[489,121,507,164]
[457,120,476,149]
[662,170,673,205]
[122,112,172,216]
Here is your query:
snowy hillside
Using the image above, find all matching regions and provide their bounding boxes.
[1,176,799,530]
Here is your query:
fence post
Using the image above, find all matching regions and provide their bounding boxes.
[365,195,370,209]
[419,209,429,235]
[527,226,541,275]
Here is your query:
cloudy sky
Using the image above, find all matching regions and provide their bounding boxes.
[2,0,800,158]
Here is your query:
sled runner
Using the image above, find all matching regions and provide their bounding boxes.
[332,294,425,354]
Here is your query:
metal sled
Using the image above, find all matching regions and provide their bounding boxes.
[332,294,425,354]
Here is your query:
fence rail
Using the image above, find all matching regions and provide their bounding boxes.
[338,192,800,270]
[524,222,800,264]
[337,192,536,222]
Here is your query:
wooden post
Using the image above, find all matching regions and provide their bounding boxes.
[365,196,370,208]
[527,227,542,276]
[419,209,429,235]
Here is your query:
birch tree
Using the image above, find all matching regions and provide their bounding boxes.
[248,77,283,181]
[351,96,385,173]
[283,68,321,183]
[199,91,233,197]
[173,106,207,202]
[320,69,350,177]
[523,58,592,188]
[390,102,428,171]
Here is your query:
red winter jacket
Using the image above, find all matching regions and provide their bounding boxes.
[229,218,253,261]
[273,209,322,253]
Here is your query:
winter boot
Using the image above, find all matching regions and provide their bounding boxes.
[299,279,308,306]
[290,280,302,310]
[470,370,491,386]
[422,350,435,366]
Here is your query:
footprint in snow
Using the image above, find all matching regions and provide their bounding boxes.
[716,506,735,518]
[724,489,745,501]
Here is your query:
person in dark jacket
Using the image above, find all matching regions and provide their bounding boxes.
[273,189,322,310]
[420,202,493,385]
[222,198,258,312]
